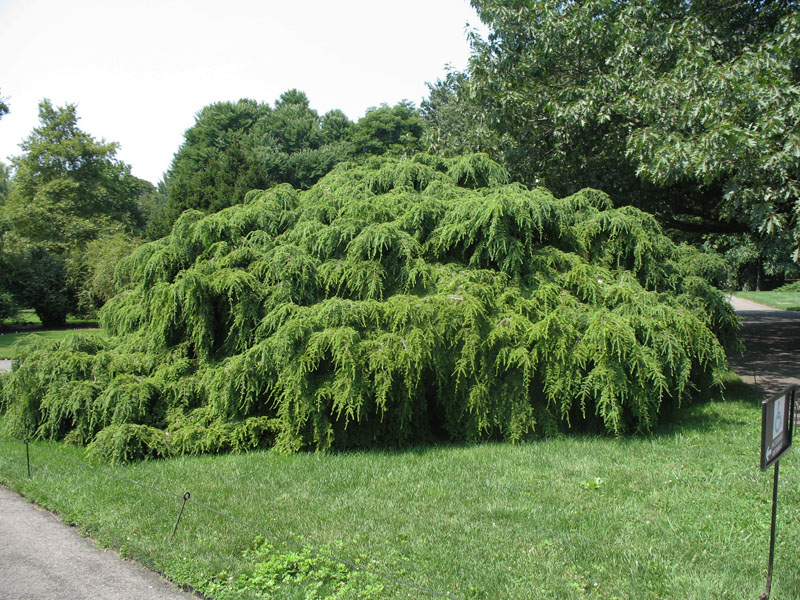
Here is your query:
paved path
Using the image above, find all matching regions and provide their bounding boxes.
[727,295,800,398]
[0,485,198,600]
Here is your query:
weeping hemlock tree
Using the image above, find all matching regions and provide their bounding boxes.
[0,155,739,463]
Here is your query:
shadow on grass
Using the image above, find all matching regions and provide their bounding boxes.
[319,391,761,462]
[0,320,99,334]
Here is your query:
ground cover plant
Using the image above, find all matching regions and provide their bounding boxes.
[0,378,797,599]
[0,154,739,461]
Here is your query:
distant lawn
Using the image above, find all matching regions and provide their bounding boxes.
[2,308,99,330]
[733,291,800,312]
[0,329,102,360]
[1,373,797,599]
[0,309,101,360]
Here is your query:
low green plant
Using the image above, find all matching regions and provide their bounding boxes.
[0,155,740,460]
[219,538,387,600]
[776,281,800,292]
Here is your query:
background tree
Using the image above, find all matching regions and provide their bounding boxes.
[0,162,11,205]
[0,218,20,322]
[67,232,141,315]
[4,99,150,324]
[0,92,17,320]
[159,91,355,237]
[348,101,425,156]
[465,0,800,287]
[16,246,75,327]
[161,98,272,233]
[159,93,430,239]
[421,70,496,158]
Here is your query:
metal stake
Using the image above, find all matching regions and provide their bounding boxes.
[760,459,780,600]
[24,438,30,477]
[169,492,191,543]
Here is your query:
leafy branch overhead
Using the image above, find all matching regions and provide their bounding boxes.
[459,0,800,284]
[1,155,739,462]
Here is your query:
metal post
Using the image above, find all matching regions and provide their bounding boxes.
[24,438,30,478]
[760,459,780,600]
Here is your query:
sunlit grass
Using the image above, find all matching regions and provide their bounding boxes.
[1,375,797,599]
[734,291,800,312]
[0,309,101,359]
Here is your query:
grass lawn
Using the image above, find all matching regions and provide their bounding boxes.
[733,291,800,312]
[0,309,101,359]
[1,375,798,599]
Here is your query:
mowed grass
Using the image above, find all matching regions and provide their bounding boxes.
[734,291,800,312]
[0,310,101,359]
[1,376,798,599]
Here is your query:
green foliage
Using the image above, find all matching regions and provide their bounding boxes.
[6,99,148,250]
[0,209,20,322]
[0,161,11,204]
[161,95,429,238]
[421,70,497,159]
[777,281,800,292]
[465,0,800,278]
[160,92,355,236]
[17,246,75,327]
[0,155,739,461]
[226,538,386,600]
[85,424,171,464]
[348,102,425,157]
[0,100,153,322]
[68,232,142,316]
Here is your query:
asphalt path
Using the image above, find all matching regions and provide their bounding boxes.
[0,485,199,599]
[727,295,800,398]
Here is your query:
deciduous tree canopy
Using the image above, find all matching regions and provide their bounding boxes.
[6,100,147,251]
[0,155,738,462]
[2,100,151,324]
[445,0,800,285]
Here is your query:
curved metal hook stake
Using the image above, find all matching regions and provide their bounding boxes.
[169,491,191,543]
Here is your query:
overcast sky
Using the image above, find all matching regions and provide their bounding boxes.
[0,0,487,184]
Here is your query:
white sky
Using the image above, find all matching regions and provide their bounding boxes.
[0,0,487,184]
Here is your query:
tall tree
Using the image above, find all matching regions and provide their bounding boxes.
[0,92,16,320]
[7,100,147,250]
[5,100,149,324]
[160,91,354,237]
[421,71,496,158]
[348,101,425,156]
[0,162,11,205]
[466,0,800,285]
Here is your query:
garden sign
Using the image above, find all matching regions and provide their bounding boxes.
[758,386,795,600]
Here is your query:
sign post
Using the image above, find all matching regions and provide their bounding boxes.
[759,387,794,600]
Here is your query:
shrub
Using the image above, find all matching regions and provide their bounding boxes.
[0,155,739,461]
